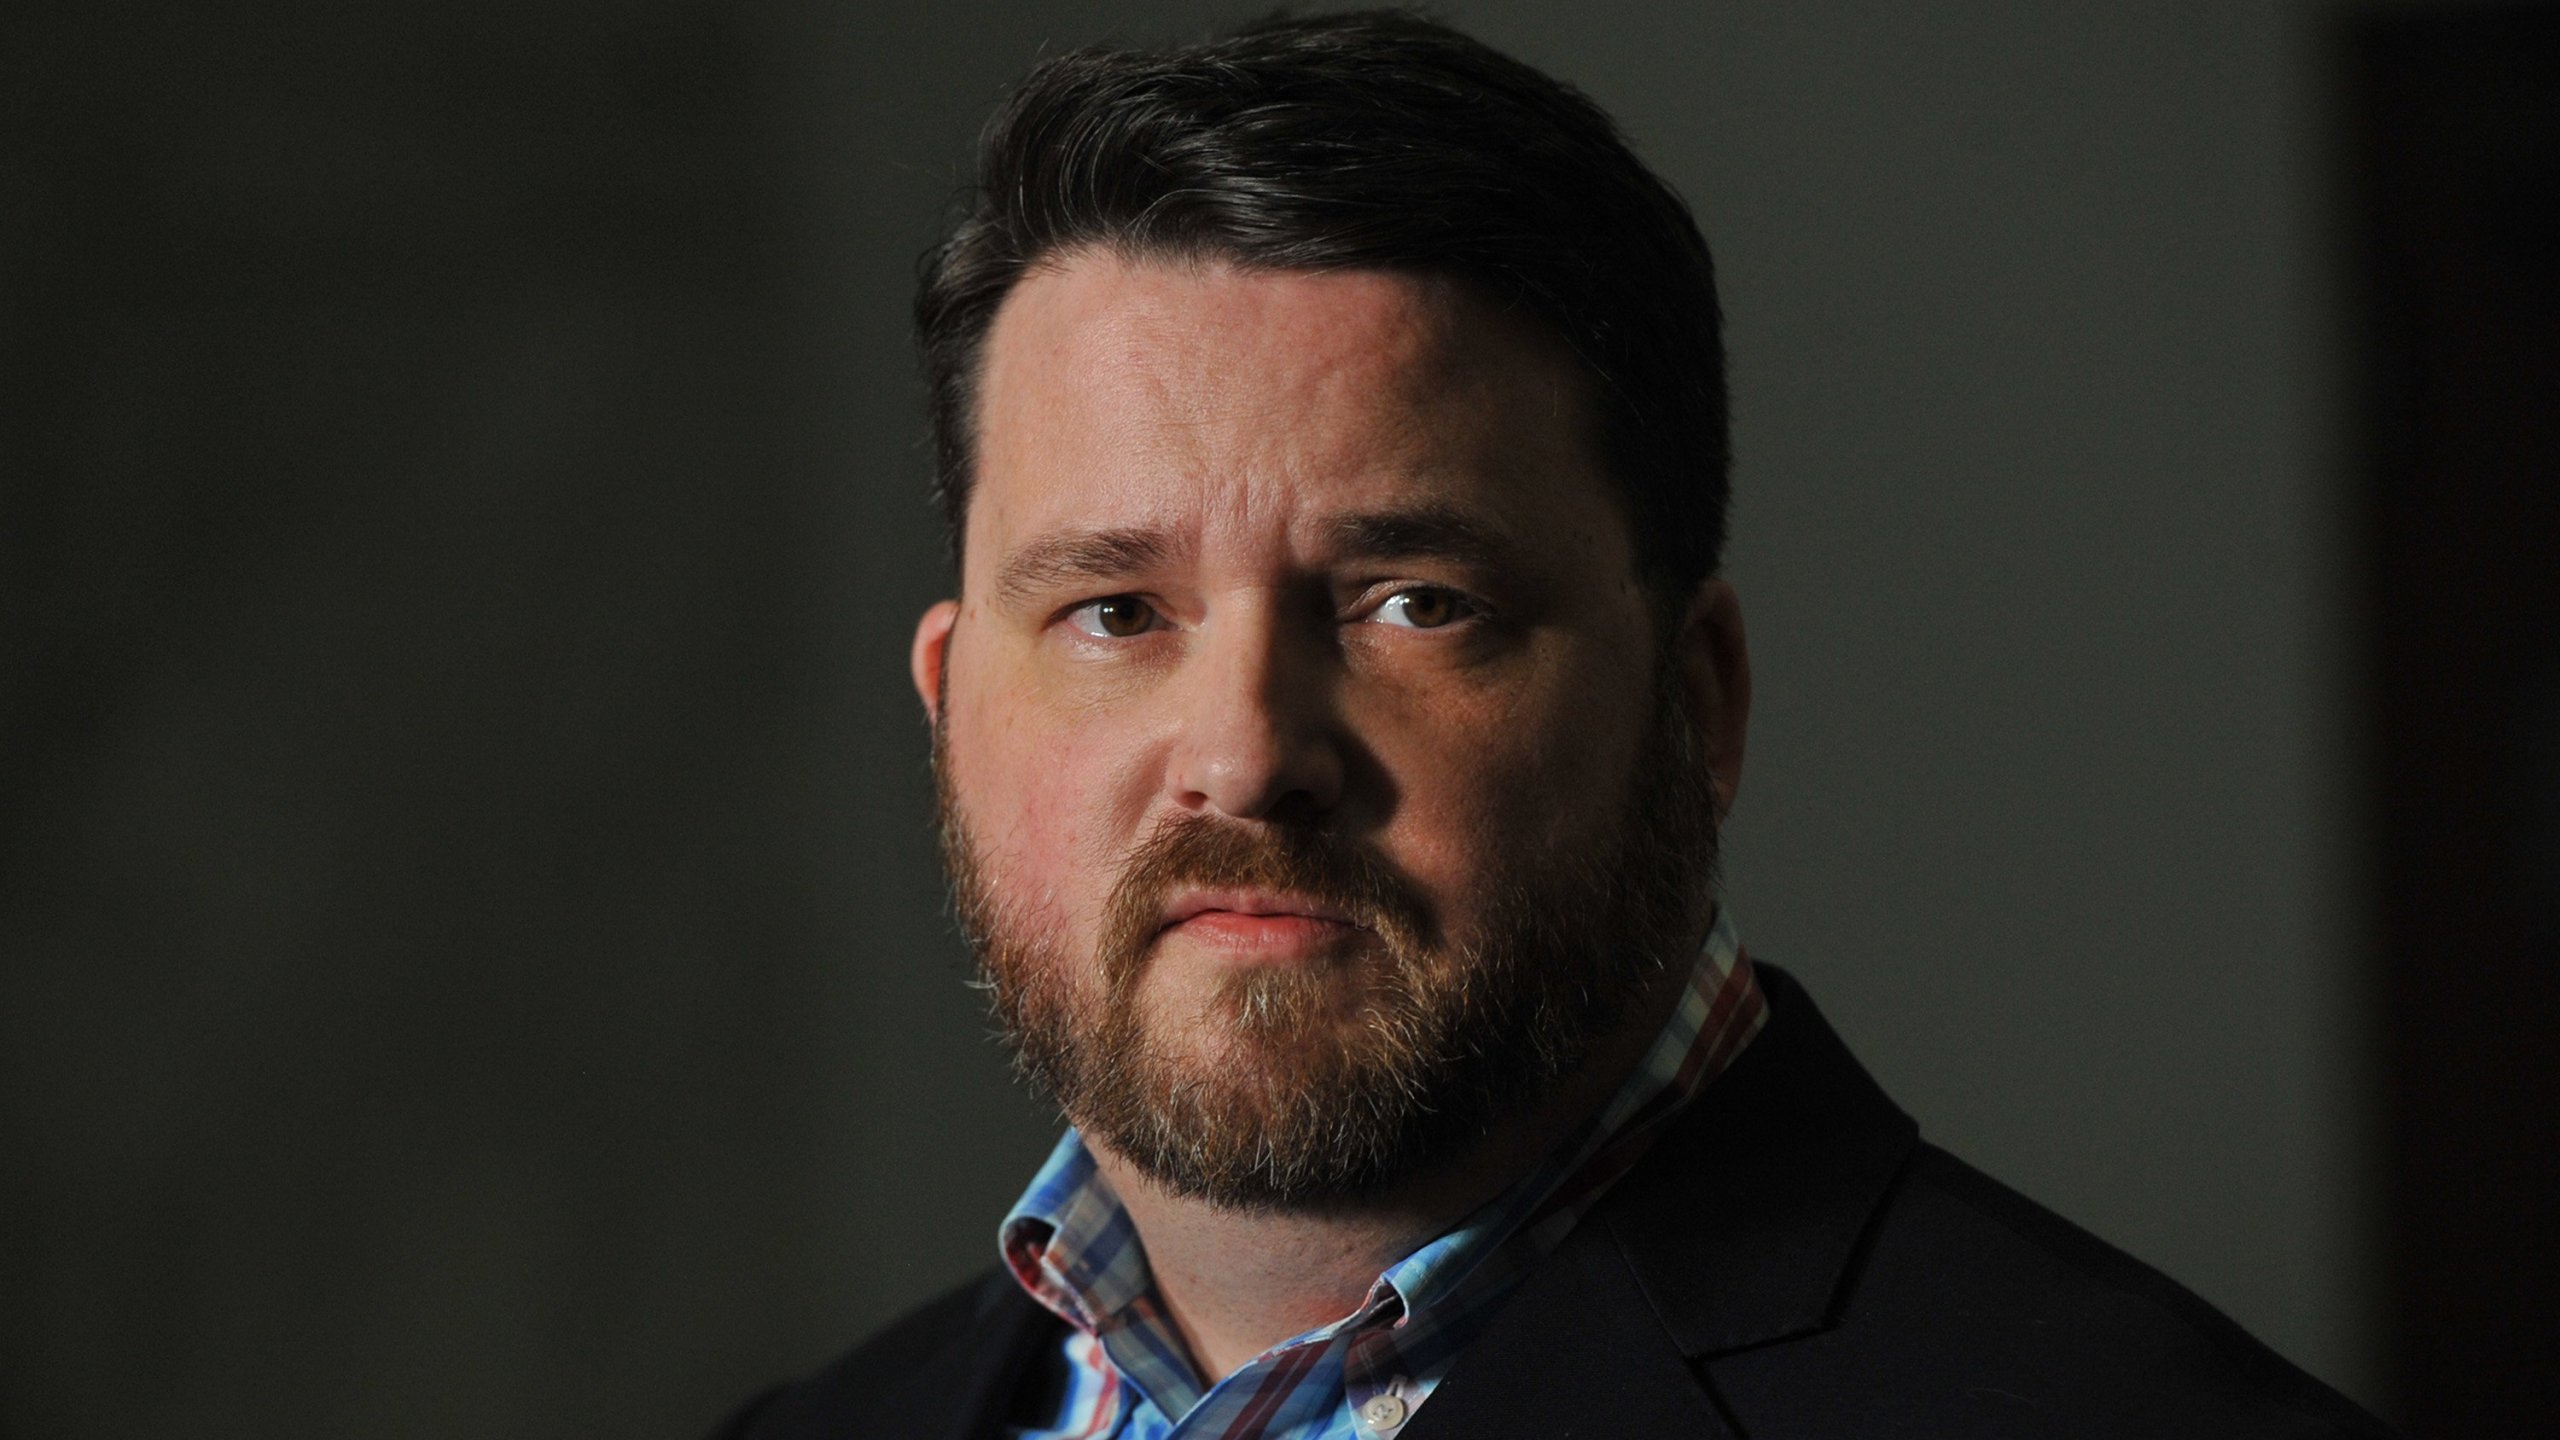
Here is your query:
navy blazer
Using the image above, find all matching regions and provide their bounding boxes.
[715,965,2395,1438]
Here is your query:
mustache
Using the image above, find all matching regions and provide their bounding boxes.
[1096,815,1436,981]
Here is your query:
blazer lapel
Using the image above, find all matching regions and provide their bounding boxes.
[1401,1212,1740,1440]
[1602,963,1920,1361]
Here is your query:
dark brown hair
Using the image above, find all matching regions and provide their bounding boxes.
[916,8,1729,591]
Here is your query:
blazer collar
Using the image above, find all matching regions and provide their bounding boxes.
[1400,964,1918,1438]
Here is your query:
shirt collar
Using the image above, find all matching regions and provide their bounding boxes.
[1001,1130,1153,1334]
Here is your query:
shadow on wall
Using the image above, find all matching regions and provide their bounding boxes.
[5,4,1053,1435]
[2348,6,2560,1436]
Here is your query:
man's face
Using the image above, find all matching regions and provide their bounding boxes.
[915,251,1746,1205]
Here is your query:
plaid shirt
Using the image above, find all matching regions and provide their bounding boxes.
[996,909,1766,1440]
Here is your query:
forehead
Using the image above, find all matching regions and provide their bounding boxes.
[967,250,1616,572]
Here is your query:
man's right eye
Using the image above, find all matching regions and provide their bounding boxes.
[1064,596,1160,639]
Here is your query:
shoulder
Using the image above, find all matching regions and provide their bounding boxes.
[708,1269,1053,1440]
[1710,1141,2394,1438]
[1595,963,2396,1437]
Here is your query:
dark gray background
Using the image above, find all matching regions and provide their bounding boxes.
[6,2,2393,1434]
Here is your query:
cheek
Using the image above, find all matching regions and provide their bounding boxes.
[1370,654,1652,901]
[944,680,1155,935]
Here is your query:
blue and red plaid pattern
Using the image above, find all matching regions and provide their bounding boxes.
[997,909,1766,1440]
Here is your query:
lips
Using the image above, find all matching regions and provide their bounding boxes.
[1157,888,1364,934]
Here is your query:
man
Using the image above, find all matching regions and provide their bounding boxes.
[720,12,2392,1438]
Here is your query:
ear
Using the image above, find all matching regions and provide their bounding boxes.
[911,599,959,725]
[1671,579,1751,818]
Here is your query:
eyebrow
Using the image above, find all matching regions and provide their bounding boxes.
[1325,505,1523,573]
[987,504,1527,609]
[991,526,1184,609]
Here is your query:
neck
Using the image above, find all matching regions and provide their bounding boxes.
[1084,959,1692,1385]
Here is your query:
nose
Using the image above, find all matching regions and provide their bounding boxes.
[1167,599,1345,822]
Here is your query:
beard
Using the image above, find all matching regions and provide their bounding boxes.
[936,665,1721,1210]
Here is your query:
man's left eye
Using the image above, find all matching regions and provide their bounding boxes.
[1372,588,1475,630]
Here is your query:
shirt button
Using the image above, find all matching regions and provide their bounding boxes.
[1360,1393,1409,1432]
